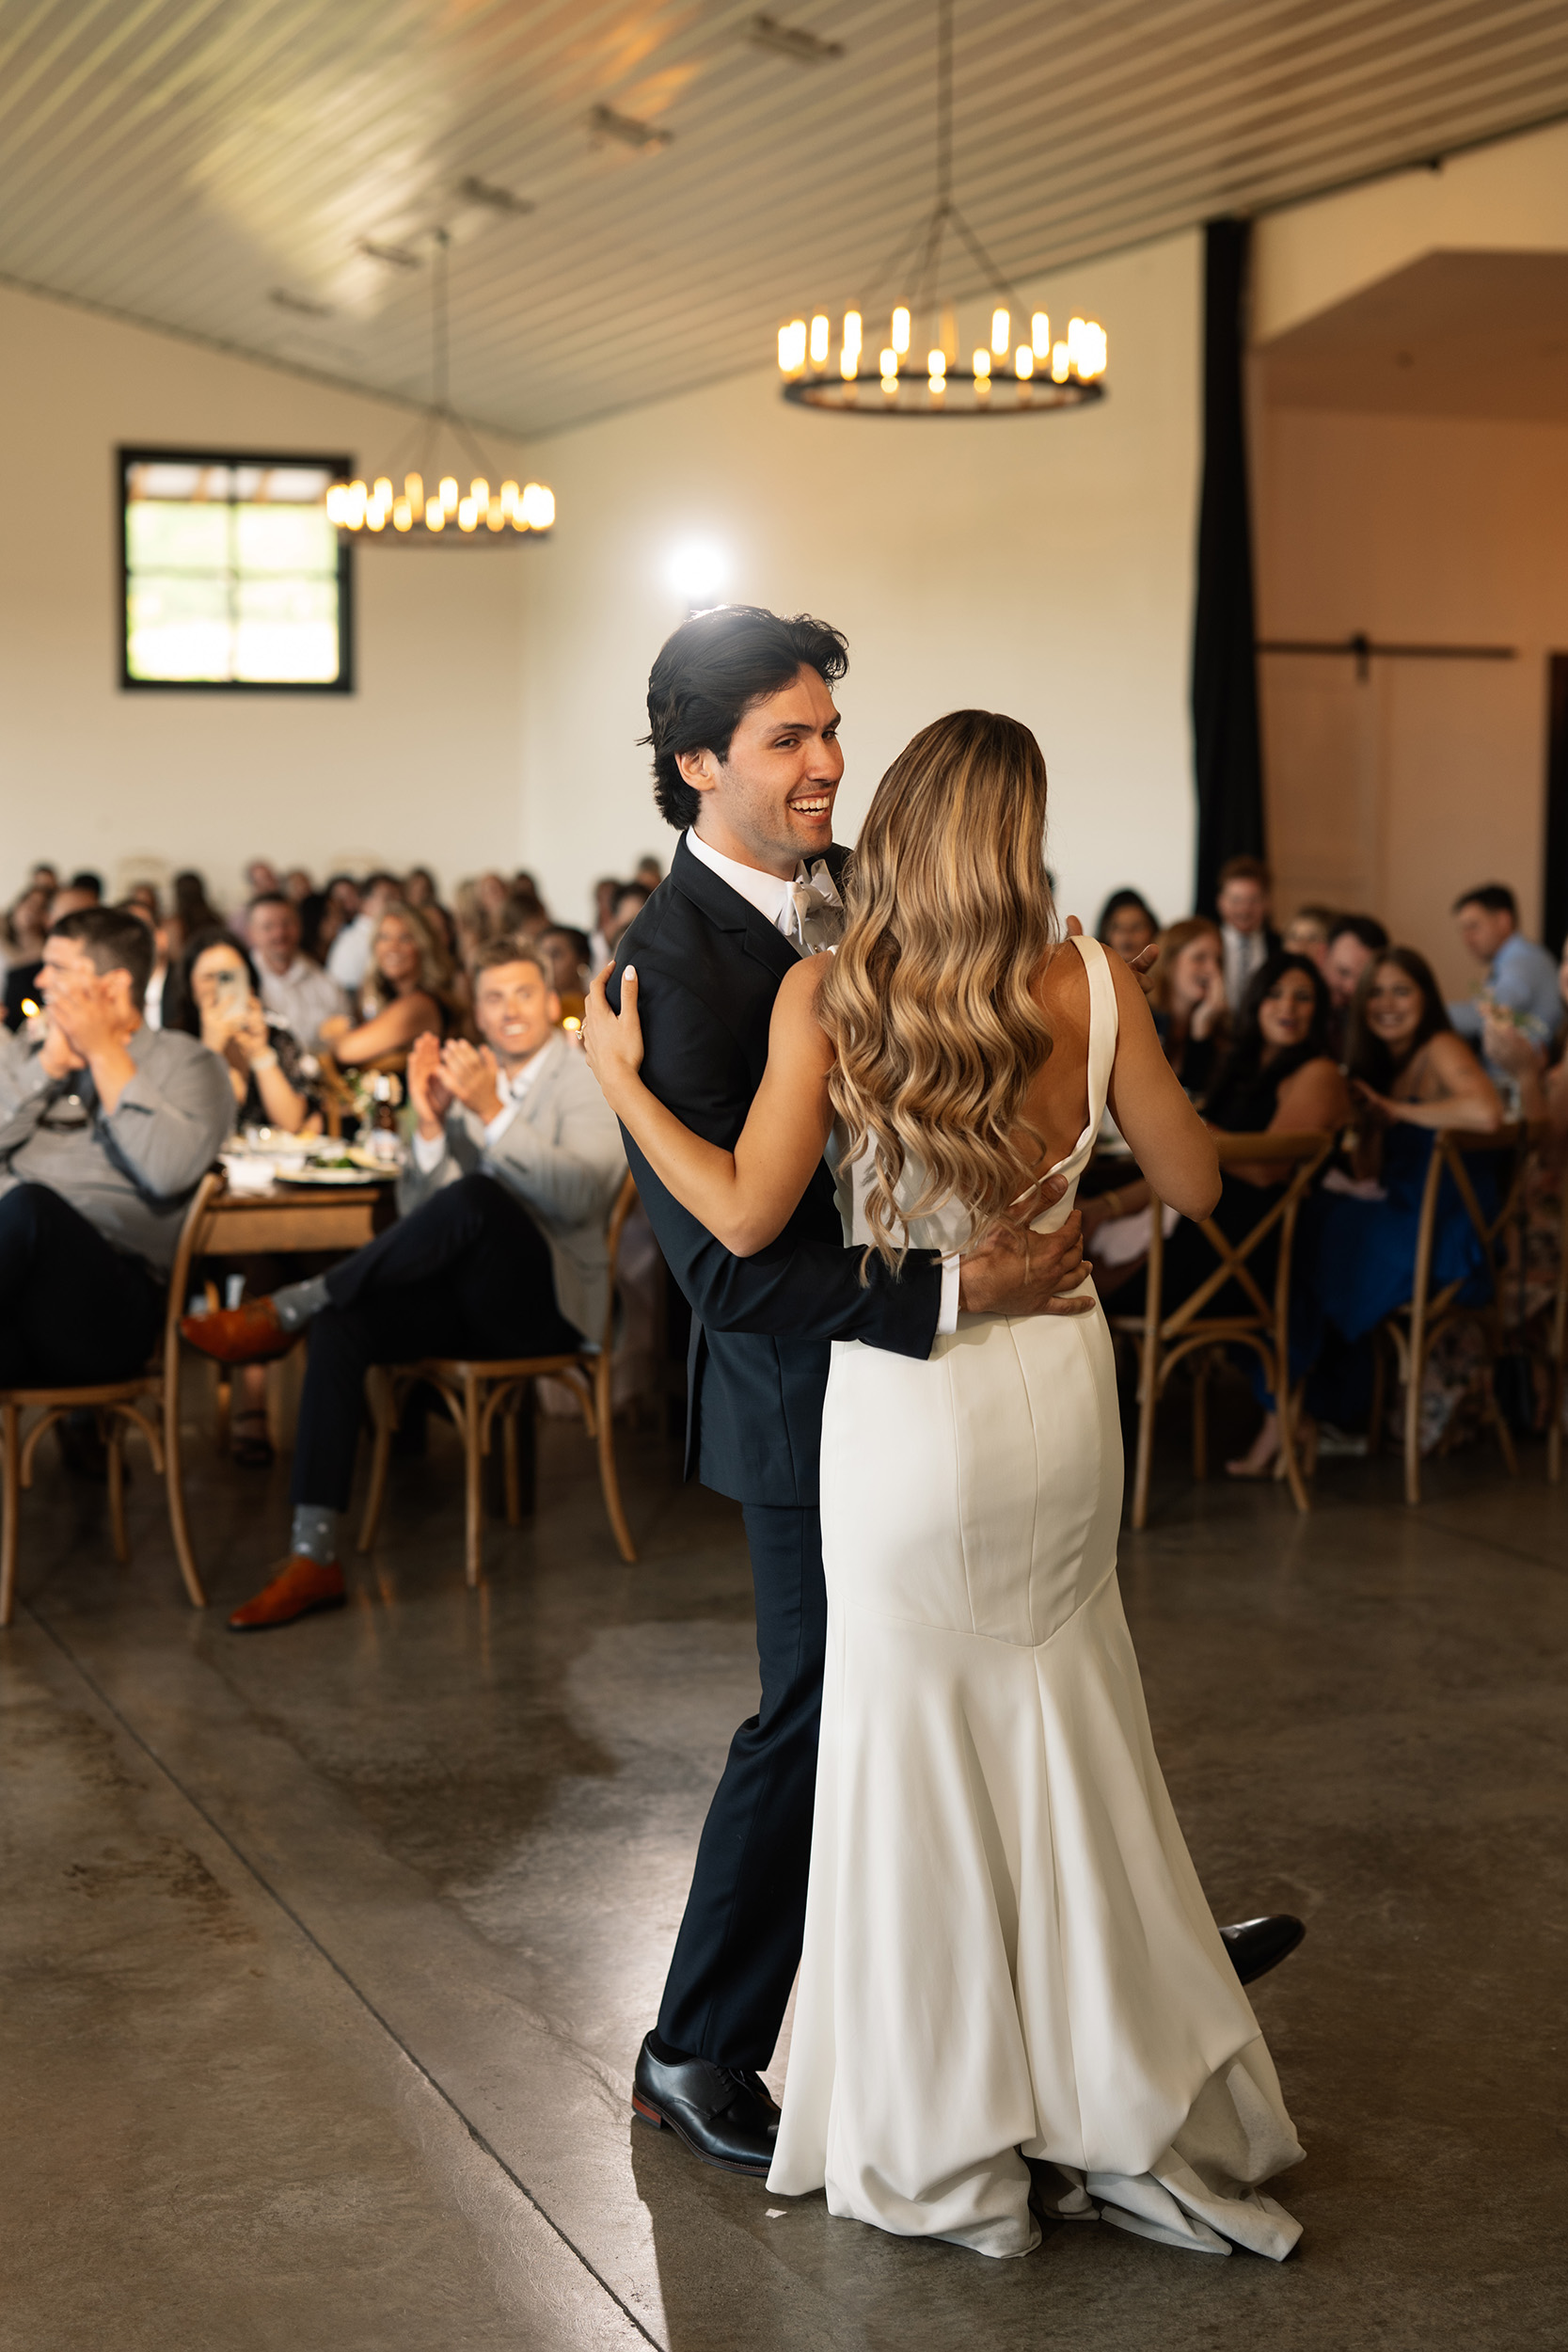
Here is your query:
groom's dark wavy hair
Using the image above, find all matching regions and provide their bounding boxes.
[642,605,849,830]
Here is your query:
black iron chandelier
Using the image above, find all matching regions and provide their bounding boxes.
[777,0,1107,417]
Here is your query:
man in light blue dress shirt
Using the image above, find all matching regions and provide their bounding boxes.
[1448,884,1563,1065]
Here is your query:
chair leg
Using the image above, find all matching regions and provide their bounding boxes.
[1131,1343,1158,1532]
[1550,1372,1563,1485]
[356,1370,396,1554]
[1368,1334,1386,1456]
[503,1402,521,1526]
[1486,1376,1520,1478]
[106,1417,130,1565]
[1403,1350,1423,1506]
[1,1404,19,1629]
[463,1372,484,1588]
[594,1353,637,1564]
[163,1359,208,1610]
[1191,1357,1208,1482]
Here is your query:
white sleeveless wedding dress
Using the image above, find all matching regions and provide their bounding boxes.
[767,933,1304,2260]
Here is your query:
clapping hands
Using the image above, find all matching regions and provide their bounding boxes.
[409,1031,505,1138]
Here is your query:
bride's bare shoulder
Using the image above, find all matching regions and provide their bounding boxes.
[769,954,836,1061]
[1033,936,1092,1017]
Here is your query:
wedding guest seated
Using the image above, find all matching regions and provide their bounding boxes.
[1482,931,1568,1141]
[1216,854,1281,1011]
[319,901,452,1068]
[115,898,170,1028]
[538,926,593,1019]
[1096,952,1351,1474]
[182,939,626,1629]
[325,871,402,993]
[604,882,652,955]
[247,891,347,1050]
[1146,916,1227,1095]
[1283,903,1338,968]
[168,869,225,955]
[631,855,664,892]
[5,882,99,1031]
[0,907,230,1388]
[164,929,313,1135]
[1304,948,1504,1450]
[588,876,622,972]
[1323,914,1389,1053]
[69,870,103,904]
[1448,883,1563,1060]
[1096,888,1160,961]
[2,882,51,980]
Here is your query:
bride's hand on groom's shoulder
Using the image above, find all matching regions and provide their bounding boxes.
[958,1192,1095,1318]
[582,961,645,1104]
[1064,913,1158,994]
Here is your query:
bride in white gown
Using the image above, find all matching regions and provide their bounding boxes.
[587,710,1304,2264]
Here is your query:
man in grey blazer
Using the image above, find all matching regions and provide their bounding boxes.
[189,939,626,1628]
[1,904,232,1385]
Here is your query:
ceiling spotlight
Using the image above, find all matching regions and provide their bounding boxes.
[668,542,727,604]
[456,175,535,216]
[589,103,673,152]
[749,14,846,63]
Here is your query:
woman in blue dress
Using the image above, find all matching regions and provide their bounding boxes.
[1313,946,1503,1375]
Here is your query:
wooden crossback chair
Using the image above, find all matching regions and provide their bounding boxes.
[1366,1123,1528,1504]
[1551,1151,1568,1486]
[356,1171,641,1583]
[1110,1131,1334,1532]
[1,1169,220,1628]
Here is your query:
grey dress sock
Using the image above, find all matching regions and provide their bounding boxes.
[290,1504,340,1565]
[274,1274,330,1330]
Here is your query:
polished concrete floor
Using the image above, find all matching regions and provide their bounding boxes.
[3,1380,1565,2351]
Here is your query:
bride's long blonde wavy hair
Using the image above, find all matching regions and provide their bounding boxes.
[817,708,1056,1272]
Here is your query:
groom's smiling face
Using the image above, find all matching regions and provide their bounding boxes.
[678,663,844,879]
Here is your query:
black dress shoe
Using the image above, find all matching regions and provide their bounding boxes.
[1221,1914,1306,1984]
[631,2032,779,2178]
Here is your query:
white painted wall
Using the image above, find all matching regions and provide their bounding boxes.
[0,283,533,913]
[516,232,1203,936]
[1253,116,1568,345]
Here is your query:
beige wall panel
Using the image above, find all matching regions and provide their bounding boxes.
[0,284,532,913]
[1258,403,1568,1000]
[517,233,1203,938]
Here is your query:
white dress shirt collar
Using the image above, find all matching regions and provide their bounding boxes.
[684,828,796,929]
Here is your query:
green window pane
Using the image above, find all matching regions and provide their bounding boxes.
[233,574,341,683]
[127,501,230,572]
[127,573,235,681]
[235,502,338,576]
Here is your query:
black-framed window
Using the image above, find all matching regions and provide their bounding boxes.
[120,448,354,691]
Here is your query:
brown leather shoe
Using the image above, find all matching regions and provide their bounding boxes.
[229,1555,346,1630]
[182,1296,294,1366]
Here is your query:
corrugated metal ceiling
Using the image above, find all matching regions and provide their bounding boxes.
[3,0,1566,437]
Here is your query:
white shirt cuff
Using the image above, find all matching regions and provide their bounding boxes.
[483,1098,522,1148]
[937,1251,960,1335]
[412,1128,448,1174]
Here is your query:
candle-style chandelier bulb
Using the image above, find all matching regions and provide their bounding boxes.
[778,320,807,373]
[1052,342,1070,382]
[990,308,1009,357]
[973,349,990,377]
[1032,312,1050,358]
[426,500,446,532]
[810,314,830,365]
[1016,345,1035,379]
[457,496,478,531]
[439,475,459,509]
[843,309,863,356]
[404,472,424,517]
[891,307,911,355]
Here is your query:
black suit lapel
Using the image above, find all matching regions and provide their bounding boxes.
[669,832,807,986]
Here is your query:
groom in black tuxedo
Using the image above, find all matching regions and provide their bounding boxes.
[609,607,1302,2180]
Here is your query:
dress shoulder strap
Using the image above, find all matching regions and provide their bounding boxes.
[1069,932,1120,1132]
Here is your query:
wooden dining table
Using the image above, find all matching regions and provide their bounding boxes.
[196,1174,397,1258]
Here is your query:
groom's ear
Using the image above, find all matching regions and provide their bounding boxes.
[676,746,719,793]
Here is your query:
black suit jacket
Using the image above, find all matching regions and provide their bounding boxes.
[610,834,941,1507]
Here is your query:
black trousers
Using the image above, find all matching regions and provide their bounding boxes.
[291,1173,579,1511]
[0,1183,164,1386]
[657,1499,828,2070]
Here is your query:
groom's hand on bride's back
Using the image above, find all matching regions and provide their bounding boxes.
[958,1184,1094,1317]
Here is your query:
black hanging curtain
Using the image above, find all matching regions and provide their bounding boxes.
[1192,216,1265,914]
